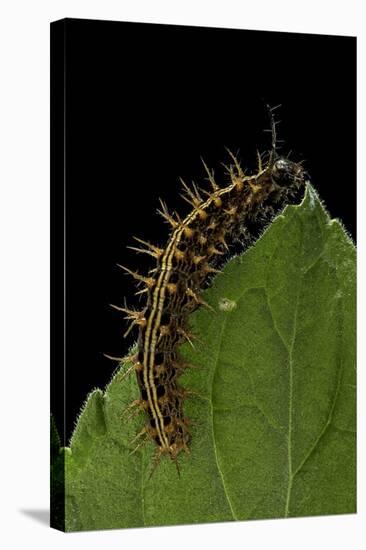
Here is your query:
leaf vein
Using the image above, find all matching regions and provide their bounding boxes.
[292,296,345,480]
[210,315,238,521]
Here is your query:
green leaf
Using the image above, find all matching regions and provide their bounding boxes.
[64,184,356,531]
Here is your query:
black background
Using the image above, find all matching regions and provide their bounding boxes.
[51,19,356,443]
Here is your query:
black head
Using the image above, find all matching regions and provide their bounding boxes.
[271,157,306,189]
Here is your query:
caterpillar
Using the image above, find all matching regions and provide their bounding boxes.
[108,108,307,474]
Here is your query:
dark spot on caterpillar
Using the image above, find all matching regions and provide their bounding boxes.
[156,384,166,398]
[135,369,144,386]
[144,308,151,319]
[155,352,164,365]
[164,416,171,426]
[167,273,179,284]
[160,312,171,326]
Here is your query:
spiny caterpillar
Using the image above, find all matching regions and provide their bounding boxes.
[108,107,307,474]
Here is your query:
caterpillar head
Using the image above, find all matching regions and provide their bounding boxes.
[271,157,307,189]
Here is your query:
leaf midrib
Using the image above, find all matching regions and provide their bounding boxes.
[210,312,238,520]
